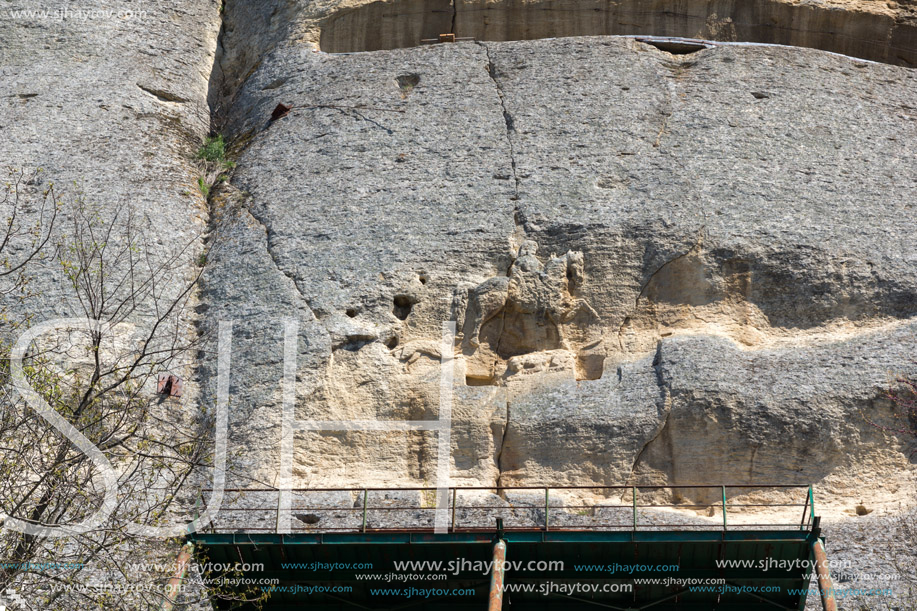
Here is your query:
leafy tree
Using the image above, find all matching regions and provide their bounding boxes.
[0,170,218,610]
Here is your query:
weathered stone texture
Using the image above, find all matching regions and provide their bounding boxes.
[208,35,917,502]
[2,0,916,603]
[0,1,220,310]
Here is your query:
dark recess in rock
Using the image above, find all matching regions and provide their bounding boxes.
[393,295,417,320]
[637,38,711,55]
[296,513,322,524]
[396,73,421,96]
[271,102,292,121]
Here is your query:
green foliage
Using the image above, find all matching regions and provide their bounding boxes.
[196,134,227,164]
[196,134,235,170]
[195,134,236,200]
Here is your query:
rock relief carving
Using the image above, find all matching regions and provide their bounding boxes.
[452,240,605,384]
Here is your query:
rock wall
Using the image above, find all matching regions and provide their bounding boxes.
[203,29,917,505]
[0,1,218,311]
[3,3,916,608]
[0,2,221,607]
[1,0,914,540]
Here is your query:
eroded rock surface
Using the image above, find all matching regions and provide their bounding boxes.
[202,34,917,504]
[2,0,916,605]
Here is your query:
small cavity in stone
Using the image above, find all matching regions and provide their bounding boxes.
[466,375,495,386]
[296,513,321,524]
[393,295,416,320]
[396,73,421,97]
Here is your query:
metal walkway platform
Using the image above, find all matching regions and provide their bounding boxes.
[186,485,837,611]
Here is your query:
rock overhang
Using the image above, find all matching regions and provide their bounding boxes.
[243,0,917,66]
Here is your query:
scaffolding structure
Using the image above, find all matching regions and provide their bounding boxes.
[186,484,838,610]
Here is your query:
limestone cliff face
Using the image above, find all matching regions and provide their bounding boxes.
[0,3,219,400]
[203,21,917,506]
[2,0,916,513]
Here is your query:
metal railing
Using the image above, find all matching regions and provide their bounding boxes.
[198,484,816,534]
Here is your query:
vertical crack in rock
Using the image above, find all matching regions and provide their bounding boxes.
[204,3,319,323]
[450,0,457,35]
[651,60,681,149]
[645,56,712,224]
[208,0,229,129]
[649,57,712,222]
[628,340,672,482]
[245,205,320,322]
[478,42,520,202]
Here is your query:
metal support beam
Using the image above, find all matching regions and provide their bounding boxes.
[722,485,728,531]
[161,542,194,611]
[544,487,550,531]
[811,539,837,611]
[488,539,506,611]
[632,486,638,530]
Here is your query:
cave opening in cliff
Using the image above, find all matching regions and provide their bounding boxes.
[318,0,915,67]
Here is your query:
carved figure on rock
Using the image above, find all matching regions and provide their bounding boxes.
[452,240,605,381]
[458,276,511,349]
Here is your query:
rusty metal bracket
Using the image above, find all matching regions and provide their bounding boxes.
[157,374,183,398]
[421,33,475,44]
[270,103,292,121]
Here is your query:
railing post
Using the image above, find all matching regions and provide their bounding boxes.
[451,488,457,532]
[361,489,368,533]
[809,485,816,528]
[800,486,811,531]
[632,486,637,530]
[544,487,550,531]
[721,485,728,531]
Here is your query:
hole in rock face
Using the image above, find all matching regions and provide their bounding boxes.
[319,0,916,67]
[386,335,400,349]
[393,294,417,320]
[340,335,375,351]
[396,73,421,97]
[636,37,710,54]
[346,308,358,318]
[297,513,322,525]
